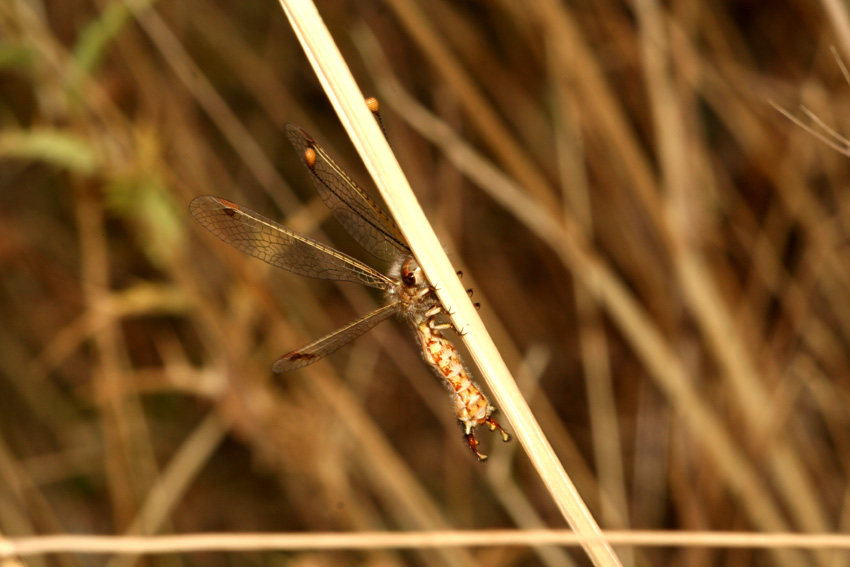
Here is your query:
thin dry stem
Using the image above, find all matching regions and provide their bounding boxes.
[8,530,850,556]
[277,1,619,566]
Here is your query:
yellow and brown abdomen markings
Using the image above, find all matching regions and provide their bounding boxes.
[417,323,488,430]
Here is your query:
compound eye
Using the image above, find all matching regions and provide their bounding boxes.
[401,258,421,286]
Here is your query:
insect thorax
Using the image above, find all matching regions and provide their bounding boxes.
[386,255,436,322]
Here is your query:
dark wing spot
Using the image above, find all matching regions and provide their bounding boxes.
[218,198,240,217]
[286,352,318,362]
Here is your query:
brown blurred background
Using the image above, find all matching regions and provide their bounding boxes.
[2,0,850,565]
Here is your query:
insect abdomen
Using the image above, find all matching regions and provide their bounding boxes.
[415,322,492,433]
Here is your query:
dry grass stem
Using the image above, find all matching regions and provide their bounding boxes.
[278,1,618,565]
[8,530,850,556]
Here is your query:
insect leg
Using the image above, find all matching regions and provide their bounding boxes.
[486,416,511,442]
[466,430,488,461]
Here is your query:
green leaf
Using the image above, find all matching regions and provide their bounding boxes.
[106,172,184,267]
[0,128,99,174]
[72,0,133,74]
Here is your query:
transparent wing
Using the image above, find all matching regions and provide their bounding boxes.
[286,123,410,262]
[190,195,392,289]
[272,302,399,372]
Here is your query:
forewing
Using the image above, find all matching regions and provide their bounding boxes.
[286,123,409,262]
[272,302,399,372]
[190,195,392,289]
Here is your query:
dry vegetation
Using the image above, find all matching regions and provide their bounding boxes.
[2,0,850,565]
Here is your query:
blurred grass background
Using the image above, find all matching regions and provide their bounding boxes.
[2,0,850,565]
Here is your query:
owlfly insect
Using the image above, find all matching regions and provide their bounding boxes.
[190,123,509,460]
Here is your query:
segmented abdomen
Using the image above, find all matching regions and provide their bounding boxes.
[415,321,492,433]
